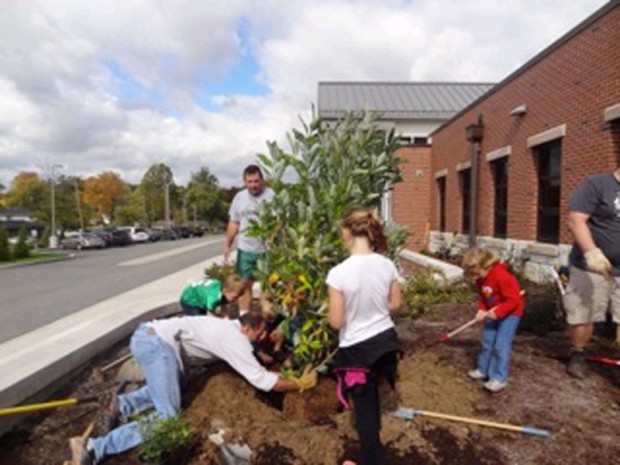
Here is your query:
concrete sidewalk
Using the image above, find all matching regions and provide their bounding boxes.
[0,255,225,434]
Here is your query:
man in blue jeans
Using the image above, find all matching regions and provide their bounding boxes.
[69,312,316,465]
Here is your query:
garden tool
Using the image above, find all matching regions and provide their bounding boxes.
[586,356,620,367]
[0,395,98,417]
[438,318,478,342]
[391,407,551,438]
[548,266,565,296]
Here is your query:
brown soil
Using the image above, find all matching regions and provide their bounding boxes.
[1,285,619,465]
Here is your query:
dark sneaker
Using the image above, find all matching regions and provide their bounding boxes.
[103,392,120,432]
[566,350,587,379]
[69,436,96,465]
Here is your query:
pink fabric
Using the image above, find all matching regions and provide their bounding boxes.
[335,368,368,409]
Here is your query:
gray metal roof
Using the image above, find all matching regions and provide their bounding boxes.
[318,81,495,120]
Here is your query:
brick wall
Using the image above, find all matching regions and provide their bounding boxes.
[392,145,431,251]
[430,3,620,245]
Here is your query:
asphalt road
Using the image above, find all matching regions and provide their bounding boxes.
[0,235,225,344]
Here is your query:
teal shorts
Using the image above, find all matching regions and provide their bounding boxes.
[236,250,264,280]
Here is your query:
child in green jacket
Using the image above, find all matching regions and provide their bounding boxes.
[180,274,245,316]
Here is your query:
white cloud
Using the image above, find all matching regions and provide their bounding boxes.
[0,0,609,189]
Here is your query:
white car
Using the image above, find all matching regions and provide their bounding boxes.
[119,226,150,243]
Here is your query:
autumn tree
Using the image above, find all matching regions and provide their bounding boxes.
[5,172,48,219]
[83,171,128,224]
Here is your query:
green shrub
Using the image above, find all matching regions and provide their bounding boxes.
[138,414,194,464]
[250,110,405,372]
[38,227,50,249]
[204,261,236,282]
[402,268,474,319]
[13,227,31,260]
[0,228,10,262]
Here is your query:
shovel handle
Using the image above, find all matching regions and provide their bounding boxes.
[587,356,620,367]
[440,318,478,342]
[0,395,98,417]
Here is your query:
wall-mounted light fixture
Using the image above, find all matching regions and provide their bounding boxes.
[509,104,527,117]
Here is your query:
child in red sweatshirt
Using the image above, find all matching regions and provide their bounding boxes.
[462,248,524,392]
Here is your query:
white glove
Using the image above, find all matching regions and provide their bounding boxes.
[584,248,612,278]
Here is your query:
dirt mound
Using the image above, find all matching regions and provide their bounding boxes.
[1,297,620,465]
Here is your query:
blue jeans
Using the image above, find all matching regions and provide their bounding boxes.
[477,315,520,383]
[90,323,181,461]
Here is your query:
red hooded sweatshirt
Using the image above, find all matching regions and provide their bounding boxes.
[475,262,524,319]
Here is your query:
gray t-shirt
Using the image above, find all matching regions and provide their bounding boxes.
[568,172,620,276]
[228,187,274,253]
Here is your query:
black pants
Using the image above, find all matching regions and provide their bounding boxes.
[350,352,398,465]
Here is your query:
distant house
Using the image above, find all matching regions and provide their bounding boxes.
[426,0,619,279]
[318,81,494,246]
[0,208,44,240]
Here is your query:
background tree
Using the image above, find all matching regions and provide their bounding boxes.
[251,111,405,371]
[185,167,229,226]
[83,171,127,224]
[0,227,10,261]
[4,172,48,219]
[139,163,174,226]
[114,185,146,226]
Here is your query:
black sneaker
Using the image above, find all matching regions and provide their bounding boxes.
[566,350,587,379]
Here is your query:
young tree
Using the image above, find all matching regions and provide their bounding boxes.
[0,227,10,261]
[251,111,406,370]
[185,167,228,225]
[13,227,30,259]
[4,172,48,220]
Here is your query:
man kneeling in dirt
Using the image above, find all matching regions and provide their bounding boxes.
[69,312,317,465]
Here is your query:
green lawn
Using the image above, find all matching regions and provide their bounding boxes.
[0,250,66,267]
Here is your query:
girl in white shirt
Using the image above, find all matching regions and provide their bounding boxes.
[327,207,402,465]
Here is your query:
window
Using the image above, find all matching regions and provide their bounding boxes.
[437,176,446,232]
[492,158,508,238]
[413,137,428,146]
[536,140,562,243]
[460,169,471,234]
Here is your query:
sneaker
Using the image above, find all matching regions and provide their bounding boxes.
[484,379,507,392]
[566,350,587,379]
[468,369,486,380]
[69,436,96,465]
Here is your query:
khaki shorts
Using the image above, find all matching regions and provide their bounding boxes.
[563,266,620,325]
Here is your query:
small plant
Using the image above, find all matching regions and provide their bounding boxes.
[205,261,236,282]
[38,227,50,249]
[402,268,473,319]
[138,414,194,464]
[13,227,31,260]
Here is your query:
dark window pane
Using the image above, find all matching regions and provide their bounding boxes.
[437,177,446,232]
[536,140,562,243]
[461,169,471,234]
[493,158,508,238]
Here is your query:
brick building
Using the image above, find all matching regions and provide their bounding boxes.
[418,0,620,279]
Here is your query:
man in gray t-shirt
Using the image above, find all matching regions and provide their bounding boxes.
[224,164,274,313]
[564,168,620,378]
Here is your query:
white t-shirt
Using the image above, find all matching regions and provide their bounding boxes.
[228,187,274,253]
[326,253,399,348]
[150,316,278,392]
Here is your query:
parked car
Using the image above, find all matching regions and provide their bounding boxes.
[60,232,105,250]
[145,228,162,242]
[119,226,150,243]
[157,228,178,241]
[90,229,113,246]
[187,225,204,237]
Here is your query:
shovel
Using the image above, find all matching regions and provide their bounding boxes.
[0,395,98,417]
[391,407,551,437]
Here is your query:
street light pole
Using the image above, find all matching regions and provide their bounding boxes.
[49,163,65,249]
[164,181,171,230]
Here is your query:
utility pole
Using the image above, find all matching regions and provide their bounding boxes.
[164,181,171,230]
[49,164,65,248]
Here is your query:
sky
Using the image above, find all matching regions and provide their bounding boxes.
[0,0,609,190]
